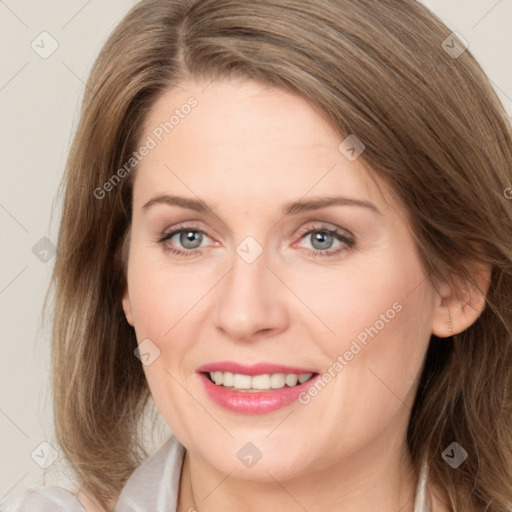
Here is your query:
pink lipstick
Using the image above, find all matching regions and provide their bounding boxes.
[196,361,319,414]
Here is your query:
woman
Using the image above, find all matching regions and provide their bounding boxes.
[2,0,511,511]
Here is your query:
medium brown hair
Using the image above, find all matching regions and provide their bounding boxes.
[46,0,512,510]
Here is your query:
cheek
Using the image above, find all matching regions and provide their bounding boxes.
[126,252,208,435]
[296,250,434,415]
[288,270,434,466]
[288,249,432,357]
[126,247,208,343]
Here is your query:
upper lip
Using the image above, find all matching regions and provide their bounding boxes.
[197,361,317,376]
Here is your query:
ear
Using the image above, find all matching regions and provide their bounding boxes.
[431,263,491,337]
[122,286,135,327]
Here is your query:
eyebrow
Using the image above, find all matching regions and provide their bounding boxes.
[282,196,381,216]
[142,194,382,215]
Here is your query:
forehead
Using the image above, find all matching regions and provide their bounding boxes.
[132,78,391,212]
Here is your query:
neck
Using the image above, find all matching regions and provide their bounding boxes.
[177,433,420,512]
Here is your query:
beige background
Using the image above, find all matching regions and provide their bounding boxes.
[1,0,511,501]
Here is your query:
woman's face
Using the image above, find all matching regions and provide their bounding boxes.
[122,77,440,481]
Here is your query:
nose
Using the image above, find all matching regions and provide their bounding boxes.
[213,242,290,342]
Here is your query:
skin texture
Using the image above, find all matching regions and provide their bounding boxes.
[120,77,488,512]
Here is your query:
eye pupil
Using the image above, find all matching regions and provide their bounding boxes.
[180,230,202,249]
[311,231,333,250]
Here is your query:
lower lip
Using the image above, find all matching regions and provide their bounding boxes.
[199,373,319,414]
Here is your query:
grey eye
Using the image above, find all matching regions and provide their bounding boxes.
[179,230,203,249]
[309,231,334,250]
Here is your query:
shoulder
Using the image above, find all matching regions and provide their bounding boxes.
[1,436,186,512]
[0,485,86,512]
[115,434,185,511]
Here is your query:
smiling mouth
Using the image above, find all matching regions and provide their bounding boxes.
[203,371,318,392]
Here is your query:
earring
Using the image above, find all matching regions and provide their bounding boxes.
[441,298,454,337]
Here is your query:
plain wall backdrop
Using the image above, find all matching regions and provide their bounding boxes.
[1,0,511,502]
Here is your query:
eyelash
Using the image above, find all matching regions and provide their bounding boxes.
[157,223,355,258]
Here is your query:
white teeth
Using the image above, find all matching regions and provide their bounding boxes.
[208,371,314,391]
[251,374,271,389]
[298,373,311,384]
[285,374,298,386]
[270,373,285,389]
[233,374,252,389]
[222,371,234,387]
